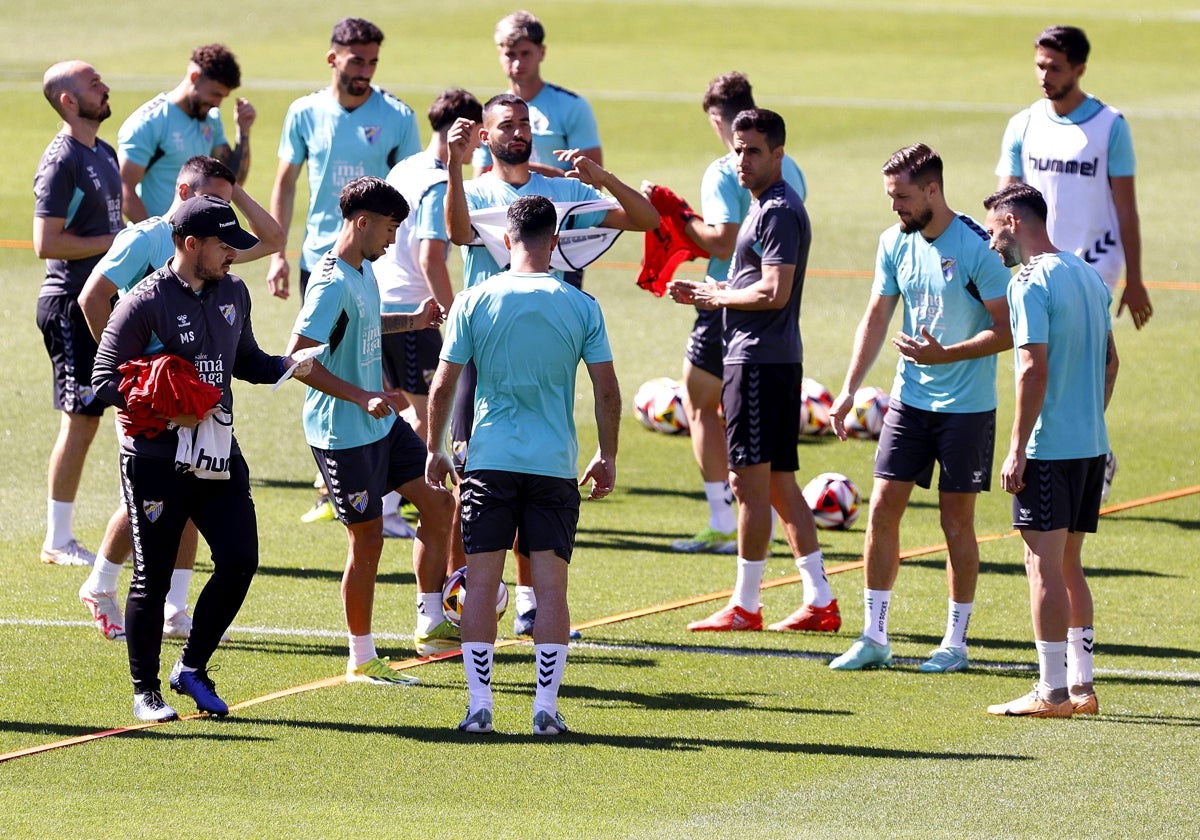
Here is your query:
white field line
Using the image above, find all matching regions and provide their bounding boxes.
[4,617,1196,683]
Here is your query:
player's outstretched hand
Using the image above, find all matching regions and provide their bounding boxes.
[829,392,854,441]
[425,449,458,491]
[267,254,290,299]
[447,118,475,166]
[1117,283,1153,330]
[414,296,445,330]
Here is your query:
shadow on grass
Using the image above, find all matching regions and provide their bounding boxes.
[1107,512,1200,532]
[243,716,1030,759]
[900,632,1200,664]
[251,565,415,586]
[1080,712,1200,728]
[904,556,1175,579]
[0,720,269,743]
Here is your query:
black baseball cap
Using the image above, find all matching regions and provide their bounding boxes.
[171,194,259,250]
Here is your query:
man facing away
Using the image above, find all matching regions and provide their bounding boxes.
[118,44,254,222]
[33,60,123,567]
[426,194,620,735]
[827,144,1012,673]
[667,109,837,635]
[983,183,1116,718]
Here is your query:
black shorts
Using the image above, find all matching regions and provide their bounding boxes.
[311,418,427,525]
[381,327,442,396]
[1013,455,1106,533]
[36,294,106,415]
[722,362,802,472]
[299,268,311,299]
[874,401,994,492]
[685,308,724,378]
[450,359,478,473]
[562,268,584,290]
[460,469,580,563]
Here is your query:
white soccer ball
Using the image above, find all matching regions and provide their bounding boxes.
[441,566,510,628]
[799,377,833,437]
[844,386,889,440]
[803,472,861,530]
[633,377,689,435]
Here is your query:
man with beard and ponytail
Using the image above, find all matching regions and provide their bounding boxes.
[443,92,657,639]
[268,17,421,302]
[827,144,1012,674]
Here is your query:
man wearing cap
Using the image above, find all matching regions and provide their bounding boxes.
[93,195,312,722]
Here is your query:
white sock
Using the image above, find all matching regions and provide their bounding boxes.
[515,585,537,615]
[730,558,766,611]
[795,551,833,607]
[349,633,377,668]
[863,588,891,645]
[462,642,494,711]
[533,643,568,717]
[164,569,192,617]
[174,660,197,674]
[382,491,401,517]
[704,480,736,533]
[1035,639,1069,693]
[1067,626,1095,689]
[940,600,973,651]
[416,592,445,634]
[85,556,124,594]
[45,498,74,549]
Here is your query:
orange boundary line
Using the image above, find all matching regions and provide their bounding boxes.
[3,483,1196,764]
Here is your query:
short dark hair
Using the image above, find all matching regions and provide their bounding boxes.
[429,88,483,133]
[339,176,409,223]
[494,11,545,47]
[506,195,557,247]
[702,72,755,123]
[882,143,944,188]
[732,108,785,150]
[1036,25,1090,66]
[331,17,385,47]
[483,92,526,120]
[983,183,1048,223]
[177,155,235,190]
[191,44,241,89]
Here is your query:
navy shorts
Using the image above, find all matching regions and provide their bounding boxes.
[36,294,106,415]
[874,401,995,492]
[381,327,442,396]
[1013,455,1106,533]
[460,469,580,564]
[311,418,427,524]
[722,362,802,472]
[684,308,724,379]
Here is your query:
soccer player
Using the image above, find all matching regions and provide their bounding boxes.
[666,109,837,634]
[33,60,123,567]
[657,71,808,556]
[475,10,604,288]
[118,44,254,222]
[827,144,1012,672]
[373,89,482,545]
[285,177,454,679]
[75,156,284,642]
[997,25,1146,501]
[92,195,308,721]
[997,25,1150,329]
[445,92,657,636]
[983,183,1117,717]
[267,17,421,302]
[426,195,620,735]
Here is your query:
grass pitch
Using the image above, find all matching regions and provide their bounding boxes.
[1,2,1199,838]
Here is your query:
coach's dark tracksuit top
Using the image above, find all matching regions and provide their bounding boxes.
[93,262,287,461]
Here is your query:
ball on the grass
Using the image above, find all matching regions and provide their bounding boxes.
[799,377,833,437]
[844,385,889,439]
[633,377,689,434]
[441,566,510,627]
[802,472,861,530]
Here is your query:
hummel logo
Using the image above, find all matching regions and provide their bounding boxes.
[218,220,236,228]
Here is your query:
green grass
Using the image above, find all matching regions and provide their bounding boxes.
[2,2,1199,838]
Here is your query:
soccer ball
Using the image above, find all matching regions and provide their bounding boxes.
[633,377,689,435]
[803,472,861,530]
[441,566,510,627]
[799,377,833,437]
[844,386,889,439]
